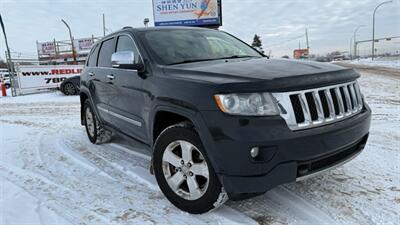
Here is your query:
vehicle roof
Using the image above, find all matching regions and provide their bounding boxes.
[126,26,211,32]
[96,26,216,45]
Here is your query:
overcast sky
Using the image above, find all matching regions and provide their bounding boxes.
[1,0,399,59]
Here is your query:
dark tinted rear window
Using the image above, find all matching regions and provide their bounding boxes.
[98,38,115,67]
[87,44,99,67]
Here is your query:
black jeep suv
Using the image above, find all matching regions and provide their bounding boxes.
[80,26,371,214]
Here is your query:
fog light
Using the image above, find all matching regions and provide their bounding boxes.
[250,147,259,158]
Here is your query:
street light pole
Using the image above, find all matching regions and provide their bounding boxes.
[61,19,77,64]
[372,0,392,60]
[102,14,106,36]
[353,25,364,60]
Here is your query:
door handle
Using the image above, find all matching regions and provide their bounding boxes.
[106,74,115,80]
[88,72,95,77]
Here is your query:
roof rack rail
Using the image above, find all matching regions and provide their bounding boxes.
[123,26,133,29]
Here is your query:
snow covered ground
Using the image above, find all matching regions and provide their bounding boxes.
[348,57,400,69]
[1,69,399,225]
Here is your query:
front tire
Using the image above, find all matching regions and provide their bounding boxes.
[83,99,112,144]
[153,123,228,214]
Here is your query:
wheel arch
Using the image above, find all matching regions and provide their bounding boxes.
[151,107,197,145]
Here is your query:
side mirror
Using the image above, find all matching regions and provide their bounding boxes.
[111,51,143,70]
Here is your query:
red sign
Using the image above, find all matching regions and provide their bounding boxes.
[294,49,309,59]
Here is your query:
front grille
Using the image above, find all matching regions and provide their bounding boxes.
[272,81,363,130]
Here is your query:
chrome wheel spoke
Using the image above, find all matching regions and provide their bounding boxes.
[167,172,185,191]
[186,176,202,199]
[191,161,209,177]
[163,148,182,168]
[180,141,193,162]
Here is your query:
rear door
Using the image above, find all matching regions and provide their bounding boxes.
[108,34,148,142]
[90,37,116,125]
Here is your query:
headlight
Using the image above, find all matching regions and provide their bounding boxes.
[214,93,279,116]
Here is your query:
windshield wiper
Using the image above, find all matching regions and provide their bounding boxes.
[215,55,259,60]
[167,55,259,65]
[167,58,215,65]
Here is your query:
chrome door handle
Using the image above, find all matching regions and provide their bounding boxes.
[88,72,95,77]
[106,74,115,80]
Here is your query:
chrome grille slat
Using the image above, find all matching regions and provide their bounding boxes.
[312,91,325,123]
[334,87,345,118]
[354,83,363,110]
[342,86,352,115]
[324,89,335,121]
[348,84,358,112]
[299,93,312,126]
[272,81,364,131]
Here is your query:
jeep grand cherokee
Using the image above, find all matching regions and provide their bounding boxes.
[80,26,371,214]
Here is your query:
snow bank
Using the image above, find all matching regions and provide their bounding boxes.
[0,90,78,103]
[349,57,400,69]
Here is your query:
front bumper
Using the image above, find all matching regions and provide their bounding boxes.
[197,104,371,198]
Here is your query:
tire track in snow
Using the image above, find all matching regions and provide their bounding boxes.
[60,131,259,225]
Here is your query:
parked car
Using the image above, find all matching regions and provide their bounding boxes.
[60,76,80,95]
[80,26,371,214]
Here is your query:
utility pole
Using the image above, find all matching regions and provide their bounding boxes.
[103,13,106,36]
[61,19,77,64]
[353,25,364,60]
[305,28,309,49]
[0,13,16,96]
[349,36,353,59]
[372,1,392,60]
[305,28,309,59]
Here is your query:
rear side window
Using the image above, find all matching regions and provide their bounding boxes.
[87,44,99,67]
[116,35,141,64]
[97,38,115,67]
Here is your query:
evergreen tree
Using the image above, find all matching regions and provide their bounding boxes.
[251,34,264,54]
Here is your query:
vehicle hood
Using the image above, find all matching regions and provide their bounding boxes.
[162,58,360,92]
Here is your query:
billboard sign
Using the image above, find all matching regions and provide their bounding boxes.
[37,42,56,55]
[153,0,221,27]
[16,65,83,90]
[74,38,95,53]
[293,48,309,59]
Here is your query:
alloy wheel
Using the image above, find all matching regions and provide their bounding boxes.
[162,140,210,201]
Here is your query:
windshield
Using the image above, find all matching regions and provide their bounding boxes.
[140,29,263,65]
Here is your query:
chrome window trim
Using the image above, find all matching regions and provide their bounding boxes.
[272,81,363,131]
[98,106,142,127]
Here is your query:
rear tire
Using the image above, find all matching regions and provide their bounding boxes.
[83,99,112,144]
[153,122,228,214]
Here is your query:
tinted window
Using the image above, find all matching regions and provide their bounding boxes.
[140,29,262,65]
[116,35,141,64]
[87,44,99,67]
[98,38,115,67]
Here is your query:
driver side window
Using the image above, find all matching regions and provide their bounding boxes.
[116,35,141,64]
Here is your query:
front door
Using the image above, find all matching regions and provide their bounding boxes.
[94,37,117,125]
[108,34,148,143]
